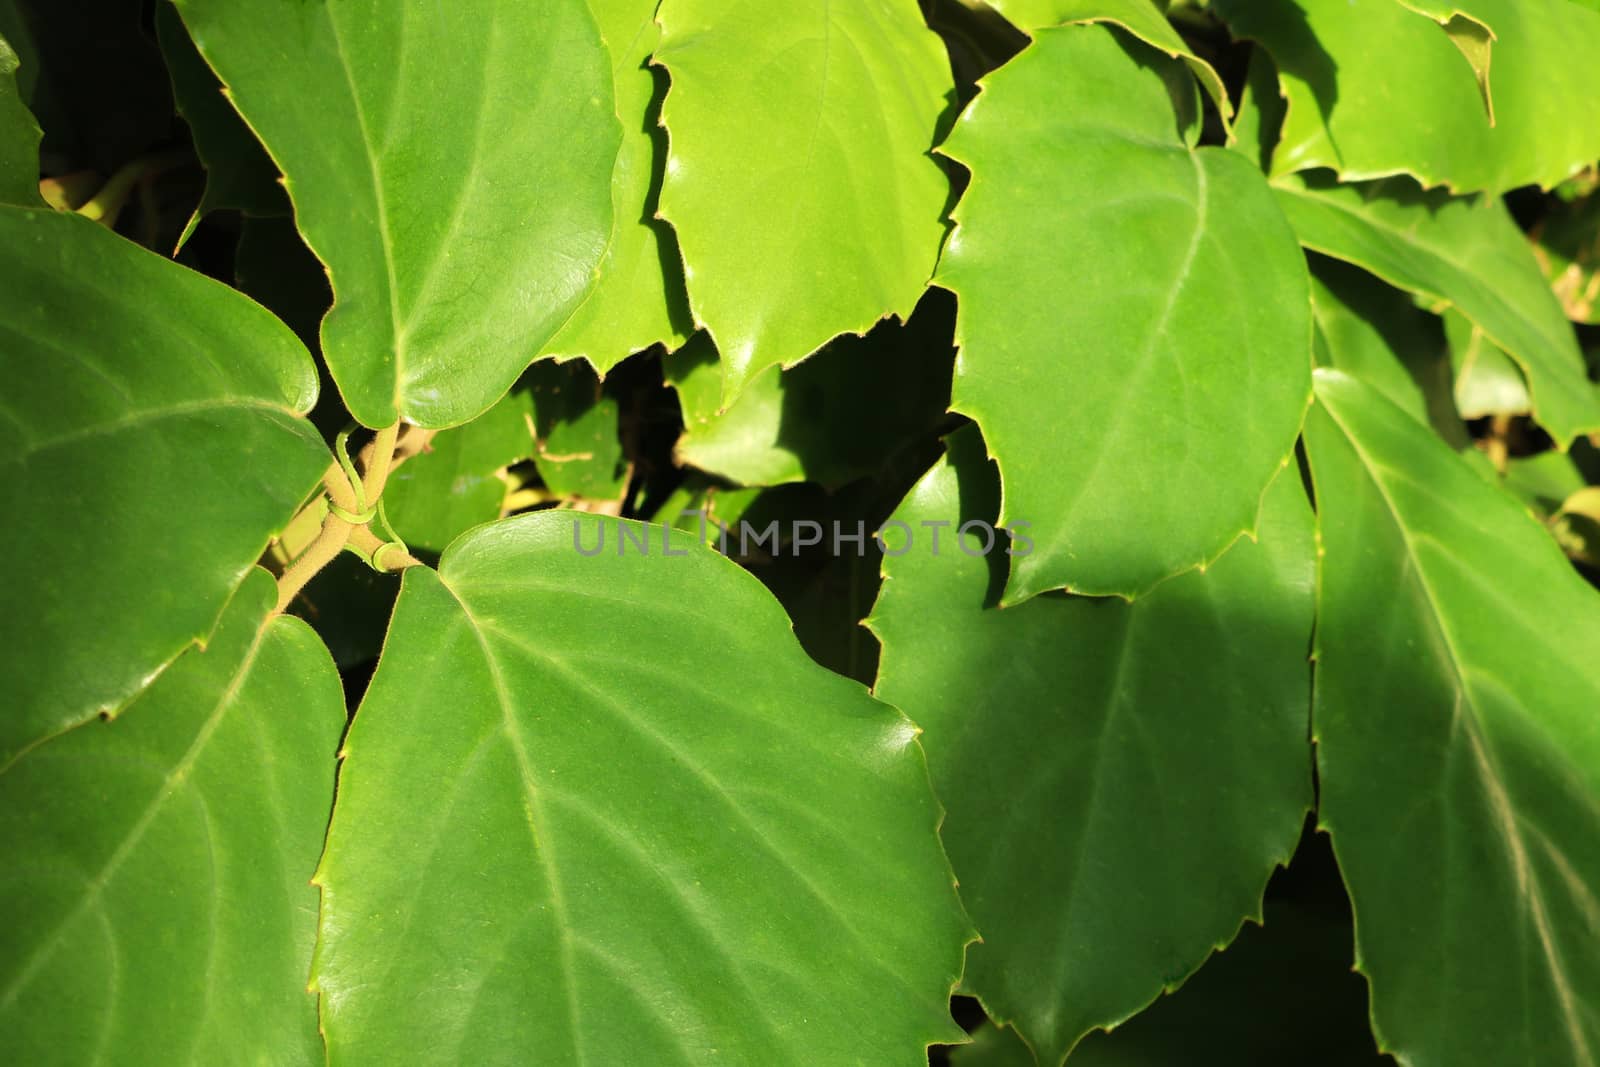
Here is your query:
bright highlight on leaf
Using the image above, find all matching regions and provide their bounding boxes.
[654,0,955,400]
[0,206,327,766]
[938,24,1312,601]
[172,0,622,429]
[0,570,343,1064]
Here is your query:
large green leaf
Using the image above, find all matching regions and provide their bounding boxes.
[309,511,970,1062]
[0,207,326,767]
[981,0,1231,129]
[0,569,343,1064]
[172,0,621,429]
[1211,0,1600,194]
[1305,368,1600,1067]
[869,428,1314,1065]
[938,25,1311,601]
[538,0,691,372]
[654,0,953,399]
[0,32,41,205]
[1276,174,1600,443]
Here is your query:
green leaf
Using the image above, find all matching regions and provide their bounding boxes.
[1308,255,1466,447]
[654,0,954,399]
[537,0,692,372]
[524,361,630,502]
[310,511,970,1062]
[1275,173,1600,443]
[0,32,42,205]
[0,569,343,1064]
[666,291,956,488]
[172,0,622,429]
[956,841,1388,1066]
[385,392,534,553]
[1305,368,1600,1067]
[0,207,327,767]
[868,427,1315,1065]
[1211,0,1600,194]
[981,0,1231,132]
[154,1,286,224]
[1442,307,1531,418]
[938,25,1311,600]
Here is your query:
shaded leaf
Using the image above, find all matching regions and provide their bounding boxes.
[1305,368,1600,1067]
[938,25,1311,600]
[154,0,286,224]
[385,392,534,552]
[654,0,954,398]
[1275,173,1600,442]
[525,360,629,502]
[1531,181,1600,324]
[0,32,42,204]
[172,0,621,428]
[310,511,970,1062]
[0,207,326,766]
[0,569,343,1064]
[1309,254,1465,447]
[666,289,956,489]
[869,426,1314,1065]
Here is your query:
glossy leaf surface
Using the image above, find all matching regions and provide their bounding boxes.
[172,0,621,428]
[938,25,1311,600]
[1306,368,1600,1067]
[654,0,953,398]
[310,511,970,1063]
[0,207,326,766]
[0,570,343,1064]
[870,428,1315,1064]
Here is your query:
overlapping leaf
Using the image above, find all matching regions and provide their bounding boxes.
[310,511,970,1063]
[869,428,1314,1065]
[1309,256,1463,444]
[938,24,1311,600]
[0,570,343,1064]
[666,291,956,488]
[154,1,285,225]
[538,0,691,372]
[0,207,326,766]
[981,0,1230,129]
[172,0,621,428]
[654,0,953,399]
[1276,173,1600,442]
[385,392,534,553]
[0,32,41,205]
[1213,0,1600,193]
[1306,368,1600,1067]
